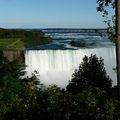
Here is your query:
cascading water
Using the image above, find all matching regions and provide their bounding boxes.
[25,47,116,88]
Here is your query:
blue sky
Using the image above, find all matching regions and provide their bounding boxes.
[0,0,113,28]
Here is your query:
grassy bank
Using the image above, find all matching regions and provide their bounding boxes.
[0,38,25,49]
[0,28,52,49]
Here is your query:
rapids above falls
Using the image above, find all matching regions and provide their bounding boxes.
[25,29,116,88]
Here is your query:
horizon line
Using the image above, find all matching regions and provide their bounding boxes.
[3,27,107,30]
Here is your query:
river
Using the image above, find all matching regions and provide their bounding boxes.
[25,29,116,88]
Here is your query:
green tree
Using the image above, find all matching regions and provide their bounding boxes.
[96,0,120,98]
[104,99,120,120]
[97,0,115,41]
[0,52,25,119]
[19,74,46,120]
[67,55,112,95]
[45,85,64,120]
[0,51,44,120]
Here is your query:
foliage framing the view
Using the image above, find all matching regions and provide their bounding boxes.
[0,52,120,120]
[97,0,116,41]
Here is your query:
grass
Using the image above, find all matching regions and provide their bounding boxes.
[0,38,25,49]
[0,37,52,49]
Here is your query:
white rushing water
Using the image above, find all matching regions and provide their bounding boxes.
[25,47,117,88]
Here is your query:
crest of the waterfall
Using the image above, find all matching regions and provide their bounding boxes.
[25,47,116,88]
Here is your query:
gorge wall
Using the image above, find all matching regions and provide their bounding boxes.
[2,49,25,62]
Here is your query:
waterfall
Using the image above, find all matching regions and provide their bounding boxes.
[25,47,116,88]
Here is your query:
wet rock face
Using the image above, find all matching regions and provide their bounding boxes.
[2,49,25,62]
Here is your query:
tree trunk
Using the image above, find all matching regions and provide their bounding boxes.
[116,0,120,98]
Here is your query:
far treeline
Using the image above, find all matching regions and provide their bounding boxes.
[0,28,52,49]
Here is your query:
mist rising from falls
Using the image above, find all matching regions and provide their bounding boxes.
[25,47,116,88]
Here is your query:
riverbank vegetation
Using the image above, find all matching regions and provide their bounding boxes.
[0,28,52,49]
[0,51,119,120]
